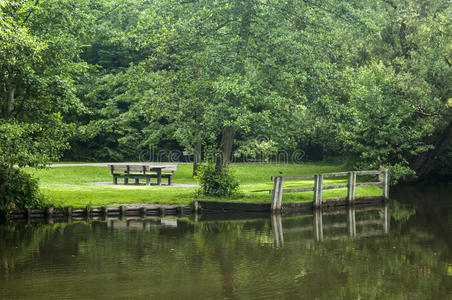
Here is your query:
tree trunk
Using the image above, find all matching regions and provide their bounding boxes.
[411,121,452,178]
[3,87,15,119]
[216,126,235,172]
[192,143,202,176]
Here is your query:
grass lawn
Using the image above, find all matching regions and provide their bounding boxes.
[24,162,383,208]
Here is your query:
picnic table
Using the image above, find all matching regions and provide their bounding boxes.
[108,164,178,186]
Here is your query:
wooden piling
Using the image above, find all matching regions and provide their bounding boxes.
[313,175,323,208]
[85,205,91,218]
[382,169,389,200]
[347,171,356,205]
[120,206,126,218]
[271,176,284,212]
[103,206,109,218]
[66,206,73,218]
[45,206,54,218]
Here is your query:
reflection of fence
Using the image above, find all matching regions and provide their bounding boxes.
[270,170,389,212]
[272,206,389,247]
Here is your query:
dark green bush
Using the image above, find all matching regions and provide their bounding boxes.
[196,163,239,197]
[0,167,44,220]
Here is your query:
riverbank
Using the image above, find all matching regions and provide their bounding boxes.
[24,163,382,208]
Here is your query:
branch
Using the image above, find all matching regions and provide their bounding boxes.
[95,3,122,22]
[21,0,40,25]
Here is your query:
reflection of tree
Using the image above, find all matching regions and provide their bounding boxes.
[389,200,416,223]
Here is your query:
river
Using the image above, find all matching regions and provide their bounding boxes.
[1,185,452,299]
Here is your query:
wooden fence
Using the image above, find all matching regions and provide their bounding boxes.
[270,170,389,212]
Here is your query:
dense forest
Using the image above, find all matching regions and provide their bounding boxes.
[1,0,451,183]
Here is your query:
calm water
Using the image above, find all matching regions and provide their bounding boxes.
[1,186,452,300]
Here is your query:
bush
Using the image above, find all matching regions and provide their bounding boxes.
[0,167,44,220]
[196,163,239,197]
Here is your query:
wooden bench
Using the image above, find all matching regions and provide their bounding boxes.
[108,164,178,186]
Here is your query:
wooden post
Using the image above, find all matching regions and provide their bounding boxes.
[177,206,184,216]
[160,207,166,217]
[141,207,147,217]
[66,206,73,218]
[382,169,389,200]
[120,206,126,218]
[193,201,199,212]
[103,206,109,218]
[313,175,323,208]
[271,176,284,212]
[27,208,32,219]
[347,171,356,205]
[45,206,54,218]
[85,205,91,218]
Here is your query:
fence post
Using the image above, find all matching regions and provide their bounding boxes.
[382,169,389,200]
[347,171,356,205]
[313,174,323,208]
[271,176,284,212]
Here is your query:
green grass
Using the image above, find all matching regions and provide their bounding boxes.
[23,162,382,208]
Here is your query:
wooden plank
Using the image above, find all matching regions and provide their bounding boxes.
[281,187,314,193]
[318,172,349,177]
[272,175,314,180]
[355,182,383,187]
[322,184,348,190]
[354,170,380,175]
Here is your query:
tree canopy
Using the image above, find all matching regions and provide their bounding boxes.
[1,0,451,182]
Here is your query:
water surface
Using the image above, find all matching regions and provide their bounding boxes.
[1,186,452,299]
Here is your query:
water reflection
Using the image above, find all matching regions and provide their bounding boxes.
[271,205,389,247]
[1,191,452,299]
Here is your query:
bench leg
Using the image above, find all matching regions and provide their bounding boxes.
[135,178,139,185]
[168,176,172,186]
[146,177,150,186]
[124,177,129,185]
[113,176,118,185]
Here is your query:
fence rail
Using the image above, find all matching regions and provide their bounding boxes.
[271,169,389,212]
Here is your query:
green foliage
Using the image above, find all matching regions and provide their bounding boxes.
[196,163,239,198]
[0,167,43,219]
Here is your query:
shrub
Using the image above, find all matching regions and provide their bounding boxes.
[196,163,239,197]
[0,167,44,220]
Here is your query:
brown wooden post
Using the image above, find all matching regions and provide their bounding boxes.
[141,207,147,217]
[347,171,356,205]
[382,169,389,200]
[120,206,126,218]
[46,206,54,218]
[66,206,73,218]
[271,176,284,212]
[85,205,91,218]
[103,206,109,218]
[193,201,199,212]
[160,207,166,217]
[313,175,323,208]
